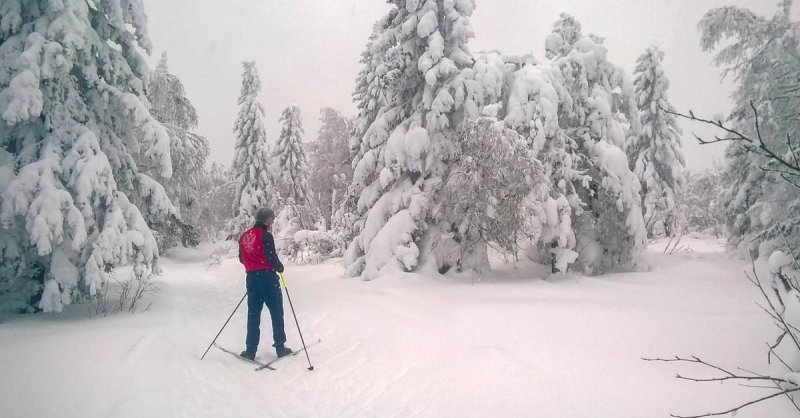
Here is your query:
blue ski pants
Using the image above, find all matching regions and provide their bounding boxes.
[245,270,286,351]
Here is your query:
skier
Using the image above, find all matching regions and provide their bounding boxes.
[238,207,293,360]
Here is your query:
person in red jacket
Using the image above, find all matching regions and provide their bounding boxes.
[238,207,292,360]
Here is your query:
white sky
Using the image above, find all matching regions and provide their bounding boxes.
[144,0,791,173]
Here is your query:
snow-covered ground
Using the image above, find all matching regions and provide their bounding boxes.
[0,236,794,417]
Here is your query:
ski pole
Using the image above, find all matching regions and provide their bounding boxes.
[280,273,314,371]
[200,292,247,360]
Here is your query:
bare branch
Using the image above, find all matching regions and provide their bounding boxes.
[673,374,783,384]
[780,174,800,190]
[738,383,783,389]
[670,387,800,418]
[641,356,735,378]
[642,356,791,384]
[757,302,785,329]
[760,165,800,177]
[645,253,800,417]
[664,104,800,179]
[661,107,752,144]
[746,260,800,350]
[749,100,800,174]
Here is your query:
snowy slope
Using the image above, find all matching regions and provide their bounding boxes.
[0,237,794,417]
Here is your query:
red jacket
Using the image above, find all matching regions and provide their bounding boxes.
[238,223,284,273]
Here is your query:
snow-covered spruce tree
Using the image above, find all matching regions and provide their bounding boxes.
[145,51,209,248]
[349,13,405,160]
[227,61,276,238]
[544,14,647,274]
[309,107,353,231]
[335,9,415,258]
[627,47,686,237]
[149,52,199,130]
[334,6,419,248]
[274,104,313,229]
[699,1,800,255]
[0,0,173,313]
[346,0,516,279]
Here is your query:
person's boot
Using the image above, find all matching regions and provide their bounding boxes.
[275,345,293,357]
[240,350,256,361]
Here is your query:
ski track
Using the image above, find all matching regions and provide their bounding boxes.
[0,238,797,417]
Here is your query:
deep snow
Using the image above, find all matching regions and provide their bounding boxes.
[0,237,795,417]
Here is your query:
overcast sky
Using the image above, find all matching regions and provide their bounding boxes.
[144,0,792,173]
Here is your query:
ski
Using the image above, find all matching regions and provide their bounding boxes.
[213,343,276,370]
[254,338,322,371]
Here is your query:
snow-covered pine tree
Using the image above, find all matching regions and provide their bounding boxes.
[699,1,800,254]
[274,104,312,230]
[346,0,503,279]
[309,107,353,230]
[0,0,173,313]
[145,51,210,248]
[228,61,276,238]
[545,14,647,274]
[627,47,686,237]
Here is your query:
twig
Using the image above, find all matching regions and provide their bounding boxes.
[767,341,793,370]
[662,103,800,177]
[738,383,781,389]
[771,375,800,412]
[662,107,750,144]
[641,356,736,378]
[644,253,800,417]
[670,387,800,418]
[643,355,799,417]
[746,262,800,350]
[779,174,800,190]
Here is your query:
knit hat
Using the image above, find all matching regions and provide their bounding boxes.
[255,207,275,223]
